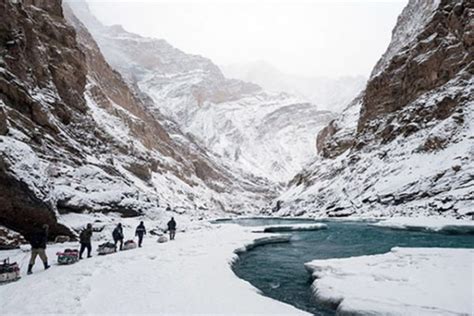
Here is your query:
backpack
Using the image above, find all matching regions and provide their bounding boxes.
[112,227,122,240]
[79,230,86,241]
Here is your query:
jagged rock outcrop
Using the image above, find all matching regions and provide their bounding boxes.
[358,0,473,137]
[280,0,473,218]
[0,0,88,239]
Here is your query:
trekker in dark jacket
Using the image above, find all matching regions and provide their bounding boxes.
[27,224,50,275]
[135,221,146,247]
[167,217,176,240]
[79,223,93,259]
[112,223,124,250]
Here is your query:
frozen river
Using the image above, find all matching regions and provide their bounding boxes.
[227,218,474,315]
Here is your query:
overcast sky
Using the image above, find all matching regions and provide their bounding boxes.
[86,0,408,78]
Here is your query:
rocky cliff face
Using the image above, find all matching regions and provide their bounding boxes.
[279,0,473,218]
[67,1,336,183]
[0,0,89,239]
[0,0,272,245]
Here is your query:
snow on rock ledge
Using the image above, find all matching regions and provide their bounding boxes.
[260,223,328,233]
[305,247,474,315]
[373,217,474,234]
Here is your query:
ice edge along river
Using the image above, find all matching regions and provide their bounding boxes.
[0,223,308,315]
[1,217,473,315]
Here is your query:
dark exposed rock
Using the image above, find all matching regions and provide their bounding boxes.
[0,106,8,135]
[0,167,73,240]
[124,162,152,182]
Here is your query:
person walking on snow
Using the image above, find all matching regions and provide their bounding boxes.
[167,217,176,240]
[113,223,124,250]
[79,223,93,259]
[27,224,50,275]
[135,221,146,247]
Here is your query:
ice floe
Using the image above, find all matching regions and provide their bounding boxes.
[373,216,474,234]
[260,223,328,233]
[305,247,474,315]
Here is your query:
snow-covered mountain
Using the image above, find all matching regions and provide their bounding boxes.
[277,0,474,218]
[67,1,336,183]
[221,60,367,113]
[0,0,275,243]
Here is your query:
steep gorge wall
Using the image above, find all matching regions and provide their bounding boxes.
[280,0,473,218]
[0,0,88,238]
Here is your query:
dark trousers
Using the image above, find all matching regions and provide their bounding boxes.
[114,238,123,250]
[169,229,176,240]
[79,242,92,258]
[137,234,144,247]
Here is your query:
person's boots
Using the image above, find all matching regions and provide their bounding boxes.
[27,264,33,275]
[44,261,50,270]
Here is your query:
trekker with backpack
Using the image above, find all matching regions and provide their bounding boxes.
[113,223,124,250]
[135,221,146,247]
[27,224,50,275]
[79,223,93,259]
[167,217,176,240]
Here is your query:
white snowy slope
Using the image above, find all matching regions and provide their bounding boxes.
[277,0,474,218]
[373,216,474,233]
[221,60,367,113]
[0,224,307,315]
[305,247,474,315]
[67,1,336,183]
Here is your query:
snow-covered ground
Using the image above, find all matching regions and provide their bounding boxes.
[374,216,474,234]
[305,247,474,315]
[0,224,307,315]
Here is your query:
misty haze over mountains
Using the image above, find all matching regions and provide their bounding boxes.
[221,60,366,112]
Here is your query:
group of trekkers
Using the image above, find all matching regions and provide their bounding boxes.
[27,217,178,275]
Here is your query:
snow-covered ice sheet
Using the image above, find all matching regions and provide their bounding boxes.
[235,234,293,253]
[259,223,328,233]
[0,224,307,315]
[373,216,474,234]
[305,247,474,315]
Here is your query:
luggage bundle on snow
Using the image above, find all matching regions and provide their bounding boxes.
[97,242,116,255]
[0,258,21,283]
[56,249,79,265]
[157,236,168,243]
[122,240,137,250]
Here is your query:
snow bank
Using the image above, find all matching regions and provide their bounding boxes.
[373,216,474,234]
[260,223,328,233]
[0,136,51,201]
[0,224,307,315]
[305,247,474,315]
[234,234,292,254]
